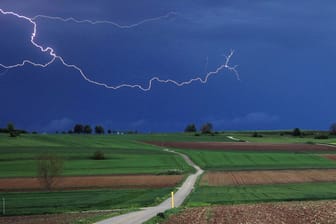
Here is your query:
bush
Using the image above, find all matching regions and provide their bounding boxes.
[92,151,106,160]
[252,132,263,137]
[157,212,165,219]
[194,133,200,136]
[157,169,183,175]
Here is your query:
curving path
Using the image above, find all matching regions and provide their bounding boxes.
[94,149,203,224]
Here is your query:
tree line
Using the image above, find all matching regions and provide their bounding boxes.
[184,122,336,136]
[67,124,138,135]
[184,122,214,134]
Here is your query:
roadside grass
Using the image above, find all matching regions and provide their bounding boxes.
[0,188,174,216]
[144,208,182,224]
[186,182,336,206]
[176,150,336,171]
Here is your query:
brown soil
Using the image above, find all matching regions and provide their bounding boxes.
[163,200,336,224]
[0,175,184,191]
[201,169,336,186]
[323,154,336,161]
[0,211,112,224]
[147,141,336,152]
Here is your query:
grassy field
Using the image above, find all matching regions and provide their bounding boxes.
[1,132,336,220]
[187,183,336,206]
[0,133,233,148]
[176,149,336,171]
[0,147,192,177]
[0,188,173,216]
[0,134,197,177]
[228,132,336,144]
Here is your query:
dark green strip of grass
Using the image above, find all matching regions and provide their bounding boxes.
[187,182,336,206]
[178,150,336,171]
[0,188,173,216]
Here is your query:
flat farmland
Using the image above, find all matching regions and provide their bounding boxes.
[186,183,336,206]
[172,150,336,170]
[0,212,115,224]
[0,147,191,178]
[201,169,336,186]
[0,175,184,191]
[0,188,175,216]
[148,141,336,152]
[162,200,336,224]
[324,154,336,161]
[0,134,193,218]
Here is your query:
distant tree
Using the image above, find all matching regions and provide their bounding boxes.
[201,123,213,134]
[107,129,112,134]
[95,125,105,134]
[184,124,197,133]
[330,123,336,135]
[73,124,84,134]
[7,122,17,137]
[36,153,63,191]
[83,125,92,134]
[292,128,301,137]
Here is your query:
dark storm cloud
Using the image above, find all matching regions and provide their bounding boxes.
[1,0,336,132]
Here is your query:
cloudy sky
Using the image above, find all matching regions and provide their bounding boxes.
[0,0,335,132]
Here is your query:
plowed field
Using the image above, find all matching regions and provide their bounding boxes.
[201,169,336,186]
[163,200,336,224]
[148,141,336,152]
[0,175,183,191]
[324,154,336,161]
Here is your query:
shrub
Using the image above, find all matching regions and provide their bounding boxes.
[92,151,106,160]
[252,132,263,137]
[157,169,183,175]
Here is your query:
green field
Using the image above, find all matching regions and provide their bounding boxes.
[0,188,173,215]
[176,149,336,171]
[228,132,336,144]
[0,133,233,148]
[0,134,196,177]
[187,183,336,206]
[0,147,192,177]
[1,132,336,219]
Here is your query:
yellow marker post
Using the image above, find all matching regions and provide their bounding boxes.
[171,192,174,208]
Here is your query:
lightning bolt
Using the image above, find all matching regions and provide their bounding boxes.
[32,12,178,28]
[0,8,239,91]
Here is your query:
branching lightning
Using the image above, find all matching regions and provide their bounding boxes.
[32,12,177,29]
[0,8,239,91]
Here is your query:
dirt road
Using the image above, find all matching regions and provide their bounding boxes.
[94,150,203,224]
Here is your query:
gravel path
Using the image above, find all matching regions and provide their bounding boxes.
[94,149,204,224]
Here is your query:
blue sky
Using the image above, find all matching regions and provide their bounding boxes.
[0,0,335,132]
